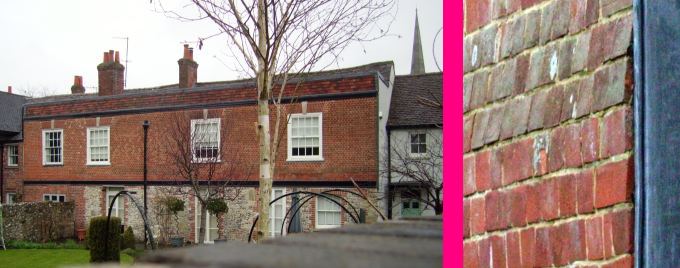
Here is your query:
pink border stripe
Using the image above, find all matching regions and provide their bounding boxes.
[443,0,463,267]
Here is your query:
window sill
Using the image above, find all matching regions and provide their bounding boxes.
[191,159,222,164]
[408,154,429,159]
[87,162,111,166]
[315,224,341,230]
[287,157,324,162]
[43,163,63,167]
[6,165,19,169]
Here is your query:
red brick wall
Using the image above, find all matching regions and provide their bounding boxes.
[2,143,24,199]
[464,0,634,267]
[21,97,377,183]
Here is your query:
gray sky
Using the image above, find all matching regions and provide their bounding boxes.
[0,1,442,96]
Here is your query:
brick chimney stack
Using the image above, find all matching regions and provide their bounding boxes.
[178,44,198,89]
[7,86,12,94]
[71,75,85,94]
[97,50,125,96]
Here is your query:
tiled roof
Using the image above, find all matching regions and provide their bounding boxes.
[27,61,394,105]
[0,91,26,140]
[387,72,443,128]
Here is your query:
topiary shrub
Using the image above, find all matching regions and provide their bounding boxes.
[88,216,121,263]
[206,198,228,215]
[122,226,135,250]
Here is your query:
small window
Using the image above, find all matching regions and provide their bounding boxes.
[288,113,323,161]
[191,119,221,162]
[316,196,341,229]
[43,194,65,202]
[43,129,63,165]
[87,127,110,165]
[7,145,18,166]
[410,132,427,155]
[6,193,16,204]
[269,188,286,237]
[106,188,124,218]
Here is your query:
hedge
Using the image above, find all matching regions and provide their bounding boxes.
[88,216,121,263]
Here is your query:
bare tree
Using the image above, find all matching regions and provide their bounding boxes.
[158,112,252,244]
[384,131,443,215]
[154,0,395,240]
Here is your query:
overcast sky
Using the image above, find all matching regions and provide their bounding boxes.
[0,1,442,96]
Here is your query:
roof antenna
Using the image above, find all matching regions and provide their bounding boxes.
[113,37,130,87]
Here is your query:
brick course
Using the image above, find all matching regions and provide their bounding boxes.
[464,0,633,266]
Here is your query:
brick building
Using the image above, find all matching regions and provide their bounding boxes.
[464,0,633,267]
[1,45,396,243]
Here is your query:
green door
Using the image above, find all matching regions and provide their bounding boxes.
[401,199,422,217]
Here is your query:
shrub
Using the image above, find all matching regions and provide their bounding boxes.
[122,226,135,250]
[206,198,228,215]
[163,196,185,214]
[88,216,122,263]
[6,239,84,249]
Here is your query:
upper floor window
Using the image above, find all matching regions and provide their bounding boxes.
[43,129,63,165]
[288,113,323,161]
[410,132,427,156]
[44,194,65,202]
[7,144,18,166]
[316,196,341,229]
[87,126,110,165]
[191,118,220,162]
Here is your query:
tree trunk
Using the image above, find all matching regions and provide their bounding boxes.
[255,0,272,242]
[434,202,443,215]
[198,203,207,244]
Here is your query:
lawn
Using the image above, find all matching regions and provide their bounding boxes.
[0,249,134,268]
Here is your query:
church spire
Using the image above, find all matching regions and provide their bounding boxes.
[410,9,425,75]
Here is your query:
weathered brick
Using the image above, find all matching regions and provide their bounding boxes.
[576,169,595,214]
[602,107,633,158]
[595,158,634,208]
[526,47,546,91]
[588,22,615,71]
[484,106,505,145]
[478,25,499,67]
[570,0,599,33]
[470,197,486,235]
[548,126,566,172]
[523,184,541,223]
[533,134,550,176]
[557,38,575,80]
[520,227,536,267]
[521,0,544,9]
[593,59,632,112]
[585,216,605,260]
[523,9,542,50]
[560,80,579,122]
[464,74,473,112]
[609,15,633,61]
[528,90,548,131]
[475,150,492,191]
[464,114,475,153]
[535,227,554,267]
[509,186,527,227]
[575,76,595,118]
[563,123,583,168]
[550,225,568,266]
[550,0,571,40]
[490,149,504,189]
[477,238,492,268]
[465,0,491,33]
[544,86,565,128]
[464,241,479,268]
[500,17,526,59]
[471,110,490,149]
[558,174,577,217]
[602,255,633,268]
[539,179,560,220]
[604,209,633,255]
[566,220,587,262]
[492,0,522,19]
[502,138,534,184]
[571,31,592,73]
[514,54,531,95]
[499,96,531,140]
[600,0,632,18]
[506,231,522,266]
[470,70,490,110]
[539,2,556,45]
[485,191,505,231]
[464,199,471,238]
[490,235,507,268]
[489,60,516,101]
[464,156,476,196]
[464,35,477,73]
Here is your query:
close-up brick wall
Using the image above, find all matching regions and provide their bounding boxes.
[463,0,634,267]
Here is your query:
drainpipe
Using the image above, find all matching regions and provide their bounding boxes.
[386,128,392,220]
[632,0,644,267]
[142,120,150,248]
[1,143,4,204]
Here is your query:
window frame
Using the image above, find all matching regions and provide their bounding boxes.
[86,126,111,166]
[42,129,64,166]
[6,144,19,167]
[43,194,65,202]
[106,187,124,218]
[408,131,428,157]
[194,196,219,244]
[190,118,221,163]
[287,112,324,162]
[315,196,342,229]
[6,193,16,204]
[269,188,287,237]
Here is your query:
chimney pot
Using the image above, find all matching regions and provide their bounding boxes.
[97,49,125,96]
[178,45,198,88]
[115,51,120,63]
[71,75,85,94]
